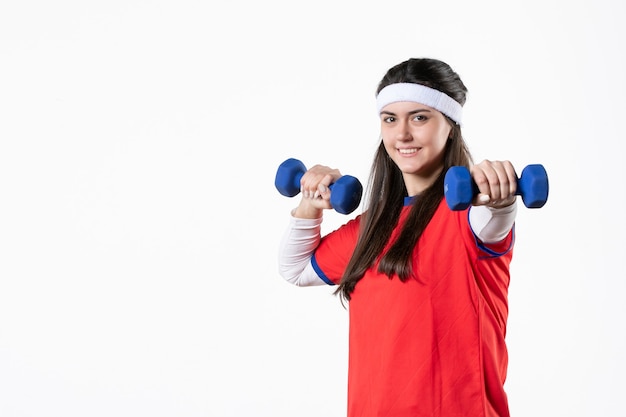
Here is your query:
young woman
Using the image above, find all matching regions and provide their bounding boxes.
[278,57,518,417]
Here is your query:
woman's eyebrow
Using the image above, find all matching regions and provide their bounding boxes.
[407,108,432,115]
[380,108,432,116]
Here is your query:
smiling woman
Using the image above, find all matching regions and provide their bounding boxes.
[278,57,522,417]
[379,101,453,196]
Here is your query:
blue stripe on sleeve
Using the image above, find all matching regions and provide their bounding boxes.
[476,226,515,258]
[467,209,515,258]
[311,254,336,286]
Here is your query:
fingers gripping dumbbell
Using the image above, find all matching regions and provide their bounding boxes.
[444,164,549,211]
[274,158,363,215]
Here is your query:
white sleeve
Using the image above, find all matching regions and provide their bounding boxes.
[277,214,328,286]
[468,202,518,243]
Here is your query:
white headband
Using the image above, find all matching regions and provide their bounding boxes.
[376,83,463,125]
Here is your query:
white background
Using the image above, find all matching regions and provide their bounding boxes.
[1,1,624,416]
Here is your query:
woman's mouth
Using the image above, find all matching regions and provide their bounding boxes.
[398,148,419,155]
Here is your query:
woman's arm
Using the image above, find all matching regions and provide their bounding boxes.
[277,213,326,286]
[468,159,519,243]
[469,203,517,243]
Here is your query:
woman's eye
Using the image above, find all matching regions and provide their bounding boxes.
[413,114,426,121]
[383,116,395,123]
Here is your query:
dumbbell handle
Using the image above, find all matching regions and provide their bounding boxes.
[275,158,363,215]
[444,164,549,210]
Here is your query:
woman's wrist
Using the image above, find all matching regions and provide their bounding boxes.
[292,201,323,219]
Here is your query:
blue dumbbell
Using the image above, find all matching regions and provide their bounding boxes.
[274,158,363,215]
[444,164,549,211]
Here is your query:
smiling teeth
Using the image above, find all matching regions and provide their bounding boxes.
[398,148,417,154]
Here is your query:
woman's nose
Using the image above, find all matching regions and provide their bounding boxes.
[395,121,412,141]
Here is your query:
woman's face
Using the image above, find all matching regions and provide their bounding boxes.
[380,101,452,195]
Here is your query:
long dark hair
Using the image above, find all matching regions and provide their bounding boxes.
[335,58,473,302]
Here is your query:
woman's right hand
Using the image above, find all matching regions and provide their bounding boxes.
[292,164,342,219]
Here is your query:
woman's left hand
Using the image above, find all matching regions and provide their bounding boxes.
[470,160,518,208]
